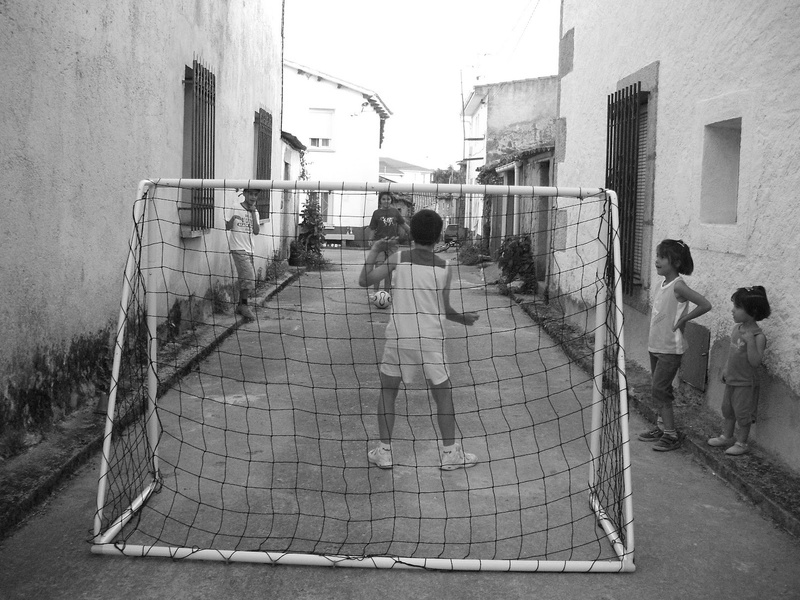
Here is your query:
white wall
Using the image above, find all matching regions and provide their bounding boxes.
[464,95,487,188]
[558,0,800,468]
[283,66,383,228]
[0,0,284,385]
[279,140,305,254]
[463,94,488,234]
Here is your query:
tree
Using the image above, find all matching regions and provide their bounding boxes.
[431,165,465,185]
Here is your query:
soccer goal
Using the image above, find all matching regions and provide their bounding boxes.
[91,179,633,572]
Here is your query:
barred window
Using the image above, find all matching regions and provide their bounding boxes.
[606,82,649,295]
[255,109,273,218]
[182,58,216,232]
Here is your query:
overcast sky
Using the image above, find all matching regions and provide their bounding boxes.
[283,0,561,170]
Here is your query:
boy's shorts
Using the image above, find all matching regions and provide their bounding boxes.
[231,250,255,291]
[380,345,449,386]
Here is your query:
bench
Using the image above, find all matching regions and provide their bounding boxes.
[324,233,355,247]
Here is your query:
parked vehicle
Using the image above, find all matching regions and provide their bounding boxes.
[443,224,471,244]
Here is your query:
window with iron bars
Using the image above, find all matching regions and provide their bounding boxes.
[254,109,273,218]
[606,82,649,295]
[182,58,216,232]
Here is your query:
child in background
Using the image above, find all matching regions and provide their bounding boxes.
[638,239,712,452]
[359,209,479,470]
[367,192,410,297]
[225,188,261,321]
[708,287,770,456]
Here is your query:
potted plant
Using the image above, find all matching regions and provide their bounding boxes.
[288,240,302,266]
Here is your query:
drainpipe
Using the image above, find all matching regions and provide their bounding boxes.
[513,161,523,235]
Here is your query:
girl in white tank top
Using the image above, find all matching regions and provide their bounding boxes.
[639,239,712,452]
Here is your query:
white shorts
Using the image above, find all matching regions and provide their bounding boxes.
[380,344,449,386]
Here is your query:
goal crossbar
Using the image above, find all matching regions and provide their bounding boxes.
[145,177,606,198]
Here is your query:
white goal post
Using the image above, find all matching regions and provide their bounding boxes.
[91,179,634,573]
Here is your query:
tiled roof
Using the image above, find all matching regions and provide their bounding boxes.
[484,145,555,172]
[379,156,433,172]
[280,131,306,151]
[284,60,391,119]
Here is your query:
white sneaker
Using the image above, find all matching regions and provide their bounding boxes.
[367,446,392,469]
[440,442,478,471]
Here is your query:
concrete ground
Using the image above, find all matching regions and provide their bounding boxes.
[1,248,799,598]
[0,406,798,600]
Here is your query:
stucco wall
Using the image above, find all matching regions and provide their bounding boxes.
[0,1,283,405]
[486,77,558,163]
[558,0,800,469]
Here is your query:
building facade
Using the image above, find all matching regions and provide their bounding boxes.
[378,157,433,186]
[0,0,285,439]
[557,0,800,470]
[463,77,558,255]
[283,60,390,236]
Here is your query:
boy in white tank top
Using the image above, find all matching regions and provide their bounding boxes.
[359,209,479,470]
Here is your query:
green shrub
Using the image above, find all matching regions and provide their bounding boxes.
[263,251,289,281]
[208,281,232,314]
[290,196,332,271]
[498,234,537,294]
[456,241,483,266]
[289,243,331,271]
[297,196,325,258]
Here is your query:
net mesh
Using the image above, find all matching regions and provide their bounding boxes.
[93,182,631,569]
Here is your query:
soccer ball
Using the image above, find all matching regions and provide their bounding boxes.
[372,290,392,309]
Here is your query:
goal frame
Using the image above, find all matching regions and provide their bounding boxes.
[91,179,634,573]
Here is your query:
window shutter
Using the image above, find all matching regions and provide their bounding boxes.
[606,83,648,295]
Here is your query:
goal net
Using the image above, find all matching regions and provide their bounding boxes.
[91,179,633,572]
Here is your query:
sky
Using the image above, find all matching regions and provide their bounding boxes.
[283,0,561,170]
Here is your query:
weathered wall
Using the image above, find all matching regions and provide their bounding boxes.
[485,77,558,163]
[0,0,284,436]
[558,0,800,469]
